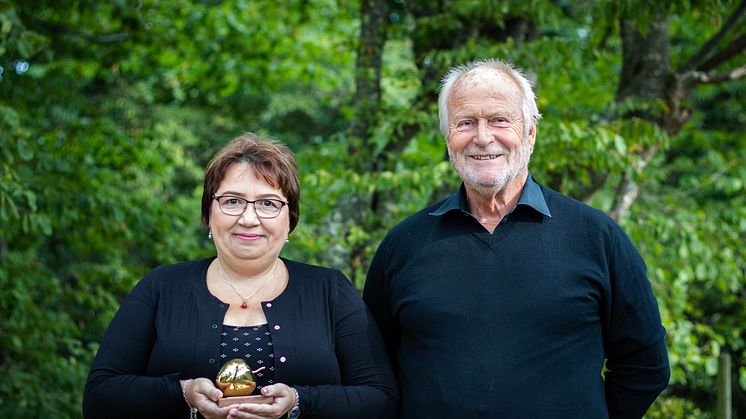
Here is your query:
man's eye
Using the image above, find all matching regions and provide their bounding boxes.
[457,120,474,130]
[489,118,509,126]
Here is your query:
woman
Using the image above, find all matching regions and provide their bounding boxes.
[83,134,398,419]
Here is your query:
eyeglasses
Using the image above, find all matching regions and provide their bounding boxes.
[213,195,288,219]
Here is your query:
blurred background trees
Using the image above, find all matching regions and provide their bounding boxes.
[1,0,744,417]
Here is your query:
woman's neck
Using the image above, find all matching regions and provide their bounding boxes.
[217,254,279,283]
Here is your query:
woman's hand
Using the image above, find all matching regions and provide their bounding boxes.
[183,377,232,419]
[225,383,297,419]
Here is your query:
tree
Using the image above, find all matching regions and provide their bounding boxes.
[609,0,746,221]
[0,0,357,415]
[1,0,743,417]
[345,0,746,416]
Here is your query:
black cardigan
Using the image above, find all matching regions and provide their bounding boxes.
[84,257,398,419]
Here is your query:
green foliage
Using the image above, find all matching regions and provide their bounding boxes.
[631,82,746,415]
[1,0,744,417]
[0,83,209,417]
[286,132,458,287]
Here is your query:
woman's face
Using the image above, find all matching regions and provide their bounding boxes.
[210,162,290,266]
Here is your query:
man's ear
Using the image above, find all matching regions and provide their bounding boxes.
[528,119,537,149]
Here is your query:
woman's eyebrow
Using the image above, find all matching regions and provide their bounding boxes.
[218,191,284,199]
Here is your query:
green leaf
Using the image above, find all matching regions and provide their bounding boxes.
[16,139,33,160]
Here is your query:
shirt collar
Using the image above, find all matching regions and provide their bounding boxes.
[430,173,551,218]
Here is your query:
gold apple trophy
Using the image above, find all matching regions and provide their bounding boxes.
[216,358,273,407]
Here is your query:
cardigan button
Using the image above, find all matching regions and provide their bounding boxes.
[274,325,280,330]
[209,358,215,364]
[279,356,286,363]
[211,324,218,329]
[266,303,272,308]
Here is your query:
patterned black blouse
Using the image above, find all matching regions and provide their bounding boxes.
[219,324,276,393]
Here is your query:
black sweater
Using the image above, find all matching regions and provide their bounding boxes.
[364,181,669,419]
[84,257,398,419]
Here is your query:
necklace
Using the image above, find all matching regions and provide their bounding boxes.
[217,258,278,309]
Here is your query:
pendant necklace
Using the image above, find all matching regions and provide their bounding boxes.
[217,258,278,309]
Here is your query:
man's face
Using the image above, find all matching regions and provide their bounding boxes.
[445,69,535,193]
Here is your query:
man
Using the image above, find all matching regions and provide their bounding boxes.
[363,58,670,418]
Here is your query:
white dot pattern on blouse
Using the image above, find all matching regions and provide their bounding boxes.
[220,324,276,392]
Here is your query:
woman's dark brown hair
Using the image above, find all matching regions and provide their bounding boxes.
[201,133,300,232]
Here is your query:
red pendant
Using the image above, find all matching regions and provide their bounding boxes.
[241,302,248,309]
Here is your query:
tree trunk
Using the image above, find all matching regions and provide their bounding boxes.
[616,17,673,103]
[347,0,388,283]
[609,15,672,221]
[609,4,746,220]
[349,0,388,172]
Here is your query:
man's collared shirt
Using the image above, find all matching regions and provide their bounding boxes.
[430,173,551,226]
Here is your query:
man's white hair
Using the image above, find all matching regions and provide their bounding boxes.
[438,58,542,140]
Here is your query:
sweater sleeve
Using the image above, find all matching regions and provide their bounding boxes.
[603,223,670,419]
[362,234,400,371]
[82,273,186,419]
[295,273,399,419]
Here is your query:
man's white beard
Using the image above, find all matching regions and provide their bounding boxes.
[449,137,532,195]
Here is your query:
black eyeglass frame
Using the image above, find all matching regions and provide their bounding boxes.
[212,194,289,219]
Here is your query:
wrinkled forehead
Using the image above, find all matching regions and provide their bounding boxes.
[449,68,522,105]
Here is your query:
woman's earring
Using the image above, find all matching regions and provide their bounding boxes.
[208,230,213,240]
